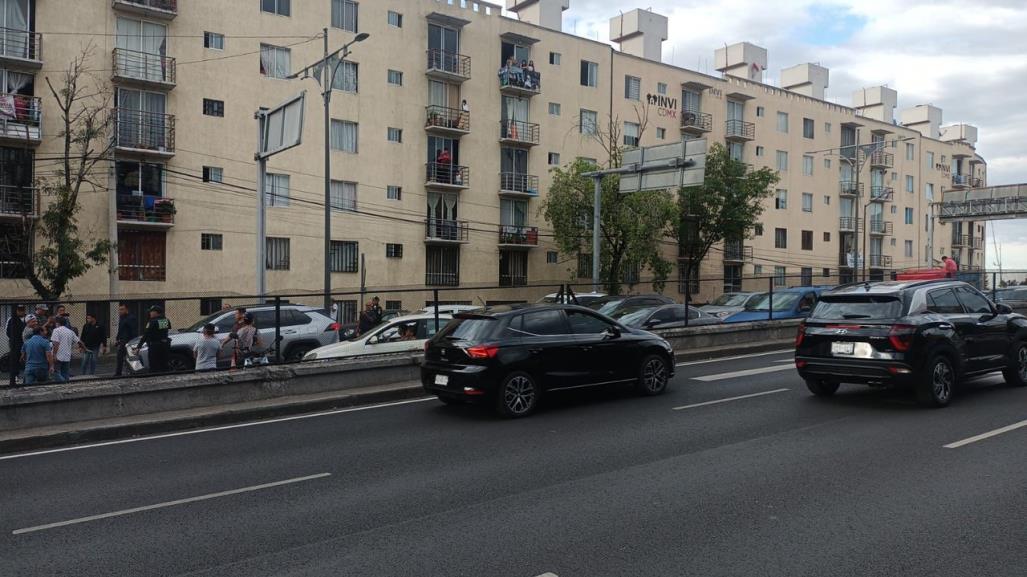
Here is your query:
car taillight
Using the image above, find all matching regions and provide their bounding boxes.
[465,344,500,359]
[326,323,340,332]
[888,324,916,352]
[795,322,806,347]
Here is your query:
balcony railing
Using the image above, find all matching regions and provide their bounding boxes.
[498,225,539,247]
[680,110,712,133]
[0,93,41,142]
[725,119,755,141]
[116,196,175,226]
[112,0,178,18]
[499,172,539,196]
[869,254,893,268]
[0,185,37,218]
[113,48,176,87]
[425,270,460,287]
[952,174,982,188]
[869,186,894,202]
[952,235,984,250]
[868,219,893,235]
[839,181,862,197]
[868,151,894,168]
[425,162,469,188]
[0,27,42,65]
[499,119,540,146]
[425,218,469,243]
[114,108,176,154]
[0,256,26,279]
[839,217,861,231]
[426,49,471,81]
[498,67,541,96]
[425,105,469,135]
[119,263,166,282]
[723,243,753,262]
[499,273,528,287]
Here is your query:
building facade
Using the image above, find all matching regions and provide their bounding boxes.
[0,0,988,313]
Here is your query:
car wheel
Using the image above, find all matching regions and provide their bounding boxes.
[168,353,193,372]
[917,355,954,408]
[1003,342,1027,387]
[636,354,669,396]
[804,378,840,397]
[495,371,540,418]
[286,345,312,363]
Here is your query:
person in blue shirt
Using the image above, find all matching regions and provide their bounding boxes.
[20,326,54,385]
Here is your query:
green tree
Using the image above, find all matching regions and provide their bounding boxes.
[677,142,780,290]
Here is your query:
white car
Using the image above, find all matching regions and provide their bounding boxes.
[303,313,453,361]
[418,304,482,315]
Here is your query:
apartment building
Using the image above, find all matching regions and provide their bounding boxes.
[0,0,987,310]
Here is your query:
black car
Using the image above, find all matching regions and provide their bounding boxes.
[795,280,1027,407]
[588,294,675,317]
[421,304,676,417]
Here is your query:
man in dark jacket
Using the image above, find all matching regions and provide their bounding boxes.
[357,301,377,336]
[140,305,172,373]
[79,313,107,376]
[5,305,26,386]
[114,304,138,377]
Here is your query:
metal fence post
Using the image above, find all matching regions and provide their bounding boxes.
[768,276,774,322]
[684,276,691,327]
[992,272,998,301]
[433,288,440,332]
[274,296,282,364]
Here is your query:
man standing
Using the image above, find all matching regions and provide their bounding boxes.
[114,304,138,377]
[20,327,54,385]
[140,305,172,373]
[5,305,26,387]
[371,296,384,324]
[233,307,247,332]
[942,255,959,278]
[50,317,78,383]
[357,301,377,336]
[79,313,107,376]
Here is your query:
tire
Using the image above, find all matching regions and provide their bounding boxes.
[804,378,840,397]
[495,371,540,418]
[636,354,670,396]
[168,353,193,372]
[917,354,955,408]
[1003,342,1027,387]
[286,345,313,363]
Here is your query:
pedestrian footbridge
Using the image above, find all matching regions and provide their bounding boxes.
[939,184,1027,221]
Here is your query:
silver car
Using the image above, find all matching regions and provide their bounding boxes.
[127,305,338,372]
[699,292,763,319]
[612,304,723,330]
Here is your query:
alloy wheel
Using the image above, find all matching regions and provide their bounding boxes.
[643,358,667,393]
[1018,346,1027,381]
[932,360,953,403]
[504,376,535,415]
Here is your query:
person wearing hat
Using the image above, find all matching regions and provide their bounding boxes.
[140,305,172,373]
[5,305,26,386]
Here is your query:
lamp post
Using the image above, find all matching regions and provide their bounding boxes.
[288,28,370,311]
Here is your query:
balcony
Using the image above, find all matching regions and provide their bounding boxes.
[839,181,862,197]
[868,219,893,236]
[0,185,37,219]
[0,27,42,68]
[723,242,753,263]
[868,151,894,169]
[0,94,41,144]
[869,186,894,202]
[869,254,893,268]
[119,263,166,282]
[498,67,541,97]
[952,235,984,250]
[113,48,176,89]
[114,108,176,157]
[112,0,177,20]
[952,174,982,189]
[116,196,175,229]
[725,119,755,142]
[426,49,470,83]
[425,162,469,190]
[839,217,862,231]
[498,225,539,248]
[425,218,469,244]
[425,105,469,137]
[680,110,712,134]
[425,270,460,287]
[499,119,539,147]
[499,172,539,197]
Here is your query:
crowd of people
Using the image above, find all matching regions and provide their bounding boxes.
[498,57,540,91]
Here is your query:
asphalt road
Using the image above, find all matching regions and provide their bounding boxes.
[2,349,1025,577]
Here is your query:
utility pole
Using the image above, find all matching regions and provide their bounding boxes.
[591,176,601,293]
[255,107,269,301]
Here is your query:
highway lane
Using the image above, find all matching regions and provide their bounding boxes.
[2,350,1025,577]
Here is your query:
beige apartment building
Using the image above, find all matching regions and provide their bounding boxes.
[0,0,988,316]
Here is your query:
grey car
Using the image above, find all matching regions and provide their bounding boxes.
[995,287,1027,315]
[612,304,722,330]
[127,305,339,372]
[699,292,763,319]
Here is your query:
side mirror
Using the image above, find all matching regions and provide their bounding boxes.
[995,303,1013,315]
[603,326,622,339]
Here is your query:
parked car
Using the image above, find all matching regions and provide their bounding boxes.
[305,313,453,361]
[796,280,1027,406]
[700,292,763,319]
[588,294,674,317]
[419,304,482,315]
[128,305,338,372]
[537,292,607,306]
[613,304,722,330]
[722,287,825,323]
[338,309,408,340]
[421,305,675,418]
[994,287,1027,315]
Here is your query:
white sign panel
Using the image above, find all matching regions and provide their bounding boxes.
[620,139,707,193]
[259,91,306,159]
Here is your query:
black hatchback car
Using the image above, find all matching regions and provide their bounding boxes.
[421,305,675,417]
[796,280,1027,407]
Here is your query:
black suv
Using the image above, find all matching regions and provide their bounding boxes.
[796,280,1027,407]
[421,304,675,417]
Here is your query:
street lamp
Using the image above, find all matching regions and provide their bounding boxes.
[288,29,370,311]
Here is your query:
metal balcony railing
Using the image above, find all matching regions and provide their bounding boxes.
[952,174,982,188]
[114,108,175,153]
[425,162,469,188]
[869,186,894,202]
[868,150,894,168]
[499,273,528,287]
[424,218,469,243]
[116,196,175,225]
[499,119,540,145]
[952,235,984,250]
[723,243,753,262]
[499,172,539,196]
[113,0,178,16]
[839,181,862,197]
[425,105,469,134]
[725,119,755,141]
[0,185,37,218]
[869,254,893,268]
[868,219,893,235]
[839,217,861,231]
[0,93,41,141]
[0,27,42,63]
[425,270,460,287]
[119,263,166,282]
[0,256,26,279]
[113,48,176,86]
[426,49,471,80]
[498,225,539,247]
[498,67,541,95]
[680,110,712,133]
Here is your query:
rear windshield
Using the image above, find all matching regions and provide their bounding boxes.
[710,293,749,307]
[592,299,625,315]
[437,317,498,342]
[745,293,799,312]
[811,296,903,320]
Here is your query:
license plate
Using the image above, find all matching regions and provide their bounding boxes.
[434,374,449,386]
[831,342,855,355]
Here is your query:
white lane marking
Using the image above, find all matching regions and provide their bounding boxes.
[535,574,559,577]
[943,419,1027,449]
[12,473,331,535]
[0,397,436,462]
[692,365,796,382]
[773,359,795,364]
[675,349,792,367]
[672,388,791,411]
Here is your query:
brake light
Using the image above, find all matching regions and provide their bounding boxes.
[465,344,500,359]
[326,323,340,332]
[795,322,806,347]
[888,324,916,352]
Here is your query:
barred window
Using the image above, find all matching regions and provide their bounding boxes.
[200,298,222,316]
[577,253,592,278]
[386,243,403,258]
[329,240,359,273]
[203,98,224,117]
[201,233,222,251]
[266,237,290,270]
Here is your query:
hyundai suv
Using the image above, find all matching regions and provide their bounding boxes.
[795,280,1027,407]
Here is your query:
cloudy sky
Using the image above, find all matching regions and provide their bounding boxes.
[510,0,1027,269]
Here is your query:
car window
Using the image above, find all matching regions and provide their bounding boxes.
[285,309,312,326]
[251,310,277,330]
[418,318,450,339]
[566,309,613,334]
[687,307,699,320]
[955,287,993,314]
[213,314,235,333]
[797,293,817,312]
[521,310,570,336]
[926,289,964,314]
[812,297,902,320]
[747,293,799,312]
[711,293,746,306]
[651,308,676,323]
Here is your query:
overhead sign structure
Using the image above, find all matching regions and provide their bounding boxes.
[619,138,707,193]
[259,91,306,159]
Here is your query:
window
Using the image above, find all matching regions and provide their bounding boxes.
[261,0,290,16]
[264,173,290,207]
[824,195,831,206]
[824,122,832,134]
[200,298,223,316]
[387,10,402,27]
[656,127,666,140]
[577,253,592,278]
[774,266,786,287]
[203,32,224,50]
[387,127,402,143]
[623,122,639,147]
[657,82,667,95]
[330,180,357,212]
[801,230,813,250]
[201,233,223,251]
[580,109,597,135]
[386,185,401,200]
[756,106,765,117]
[202,166,223,183]
[926,151,934,168]
[259,44,291,78]
[776,111,789,133]
[203,98,224,117]
[776,150,788,172]
[546,251,558,264]
[824,158,831,169]
[548,102,561,116]
[821,268,830,278]
[386,243,403,259]
[802,117,814,139]
[823,232,831,242]
[330,59,358,92]
[426,245,460,286]
[927,289,963,314]
[385,301,402,312]
[116,161,164,197]
[802,155,813,176]
[754,224,764,236]
[775,228,787,249]
[925,182,934,201]
[728,142,743,162]
[624,75,641,100]
[549,52,561,65]
[904,240,913,257]
[801,267,813,287]
[775,189,787,210]
[802,192,813,213]
[332,0,358,32]
[522,310,569,336]
[755,145,765,157]
[329,240,358,273]
[499,250,528,287]
[567,310,612,334]
[548,152,560,166]
[906,142,915,160]
[331,120,358,152]
[580,60,598,87]
[387,69,403,85]
[754,265,763,276]
[955,287,993,314]
[905,207,914,224]
[265,237,290,270]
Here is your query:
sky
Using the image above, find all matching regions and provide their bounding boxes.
[508,0,1027,270]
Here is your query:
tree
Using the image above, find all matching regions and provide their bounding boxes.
[677,142,780,290]
[18,48,112,300]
